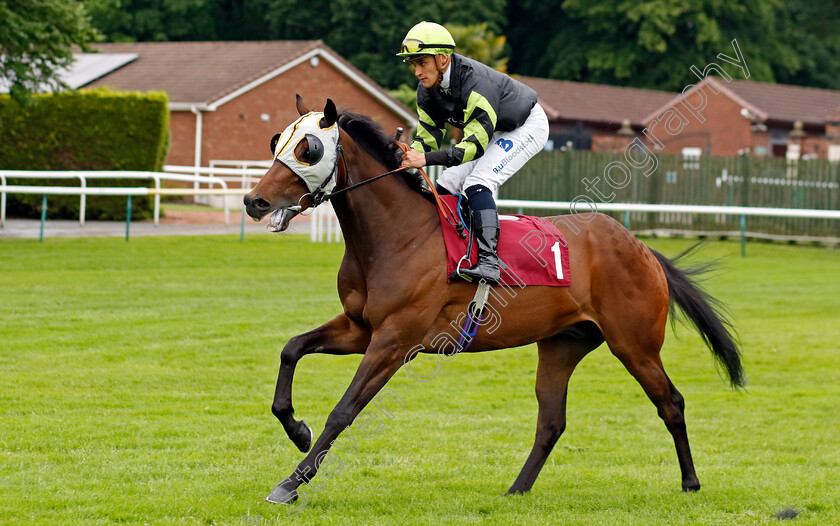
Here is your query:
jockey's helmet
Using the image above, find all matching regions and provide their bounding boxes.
[396,22,455,62]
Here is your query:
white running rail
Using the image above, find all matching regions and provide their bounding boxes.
[0,170,230,227]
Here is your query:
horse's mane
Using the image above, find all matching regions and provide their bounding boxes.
[337,110,431,198]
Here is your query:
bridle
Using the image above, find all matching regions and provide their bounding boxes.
[283,126,409,209]
[279,123,461,232]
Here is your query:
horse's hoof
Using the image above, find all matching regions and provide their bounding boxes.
[682,481,701,493]
[291,421,313,453]
[266,479,299,504]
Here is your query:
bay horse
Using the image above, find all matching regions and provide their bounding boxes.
[243,97,744,505]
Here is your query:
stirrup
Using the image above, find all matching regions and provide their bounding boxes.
[452,254,474,282]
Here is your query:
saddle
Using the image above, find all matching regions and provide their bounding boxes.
[437,195,571,288]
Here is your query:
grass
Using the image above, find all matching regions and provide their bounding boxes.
[0,235,838,525]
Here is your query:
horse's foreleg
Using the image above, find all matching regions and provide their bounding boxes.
[507,336,593,495]
[266,338,405,504]
[273,314,370,453]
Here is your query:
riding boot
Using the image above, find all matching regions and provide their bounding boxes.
[460,208,501,285]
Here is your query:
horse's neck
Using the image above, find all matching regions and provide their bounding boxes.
[332,143,438,262]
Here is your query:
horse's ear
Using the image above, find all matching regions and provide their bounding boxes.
[295,94,309,116]
[270,133,281,155]
[323,99,337,126]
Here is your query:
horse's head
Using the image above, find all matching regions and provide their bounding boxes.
[244,95,340,231]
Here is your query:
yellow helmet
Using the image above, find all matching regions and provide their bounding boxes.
[396,21,455,61]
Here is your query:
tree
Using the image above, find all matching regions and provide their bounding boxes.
[446,22,508,73]
[506,0,797,91]
[0,0,99,102]
[772,0,840,90]
[84,0,221,42]
[263,0,508,89]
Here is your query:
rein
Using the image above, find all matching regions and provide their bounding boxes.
[320,139,462,234]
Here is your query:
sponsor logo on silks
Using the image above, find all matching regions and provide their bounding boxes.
[492,135,536,174]
[496,138,514,152]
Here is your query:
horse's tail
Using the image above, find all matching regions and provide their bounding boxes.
[650,244,745,388]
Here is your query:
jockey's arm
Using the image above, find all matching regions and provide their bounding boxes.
[400,148,427,169]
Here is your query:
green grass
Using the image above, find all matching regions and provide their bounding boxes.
[1,235,838,525]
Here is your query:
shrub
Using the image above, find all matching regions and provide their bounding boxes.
[0,88,169,220]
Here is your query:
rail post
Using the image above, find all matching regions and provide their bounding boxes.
[1,172,6,228]
[39,194,47,242]
[740,214,746,257]
[153,175,161,226]
[78,173,86,226]
[126,195,132,242]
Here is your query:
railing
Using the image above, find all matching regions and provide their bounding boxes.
[0,184,251,242]
[502,150,840,238]
[496,199,840,256]
[3,164,837,252]
[0,170,230,228]
[310,202,342,243]
[164,164,267,212]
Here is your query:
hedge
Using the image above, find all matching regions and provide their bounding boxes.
[0,88,169,220]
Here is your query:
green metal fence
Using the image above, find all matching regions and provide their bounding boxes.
[498,150,840,238]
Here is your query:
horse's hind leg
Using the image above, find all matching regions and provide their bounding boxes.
[272,314,370,452]
[605,330,700,492]
[507,332,599,495]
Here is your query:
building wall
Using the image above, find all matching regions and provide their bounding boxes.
[168,111,197,166]
[643,87,753,157]
[793,133,829,159]
[190,59,410,166]
[827,122,840,142]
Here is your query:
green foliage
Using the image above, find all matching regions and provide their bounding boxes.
[387,83,417,110]
[0,0,100,102]
[77,0,840,92]
[508,0,790,91]
[86,0,508,89]
[446,22,509,73]
[772,0,840,90]
[0,88,169,220]
[84,0,227,42]
[322,1,508,89]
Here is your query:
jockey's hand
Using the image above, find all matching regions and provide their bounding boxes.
[400,148,427,170]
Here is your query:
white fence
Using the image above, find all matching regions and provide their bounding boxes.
[3,167,838,250]
[166,162,270,210]
[0,169,232,227]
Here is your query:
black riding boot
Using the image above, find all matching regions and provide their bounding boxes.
[460,208,501,285]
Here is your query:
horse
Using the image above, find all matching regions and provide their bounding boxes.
[243,96,744,505]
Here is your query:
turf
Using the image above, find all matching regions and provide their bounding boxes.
[1,235,838,525]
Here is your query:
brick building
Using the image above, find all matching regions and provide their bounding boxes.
[518,75,840,160]
[517,76,675,153]
[82,41,416,167]
[642,77,840,160]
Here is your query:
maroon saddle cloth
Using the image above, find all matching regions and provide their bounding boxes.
[437,195,571,287]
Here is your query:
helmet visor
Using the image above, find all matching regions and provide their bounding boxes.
[399,38,454,55]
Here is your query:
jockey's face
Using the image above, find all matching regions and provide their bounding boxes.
[410,55,441,89]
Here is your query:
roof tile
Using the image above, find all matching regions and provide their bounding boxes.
[87,41,321,104]
[724,79,840,125]
[517,76,675,126]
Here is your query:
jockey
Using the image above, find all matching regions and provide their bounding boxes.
[397,21,549,285]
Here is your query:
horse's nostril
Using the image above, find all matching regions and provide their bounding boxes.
[253,197,271,210]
